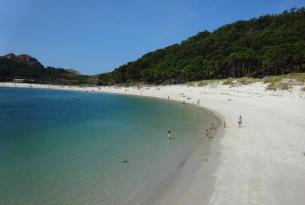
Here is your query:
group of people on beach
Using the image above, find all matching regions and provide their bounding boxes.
[168,115,243,140]
[206,123,216,138]
[166,95,243,139]
[205,115,243,138]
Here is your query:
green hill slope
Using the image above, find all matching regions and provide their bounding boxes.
[97,8,305,85]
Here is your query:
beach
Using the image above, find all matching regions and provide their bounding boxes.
[1,82,305,205]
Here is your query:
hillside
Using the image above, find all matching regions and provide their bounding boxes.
[0,53,95,85]
[97,8,305,85]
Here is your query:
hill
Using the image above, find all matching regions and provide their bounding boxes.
[0,53,95,85]
[97,8,305,85]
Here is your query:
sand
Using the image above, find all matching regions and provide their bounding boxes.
[1,82,305,205]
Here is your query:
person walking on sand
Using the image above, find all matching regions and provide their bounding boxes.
[210,123,216,130]
[238,115,242,128]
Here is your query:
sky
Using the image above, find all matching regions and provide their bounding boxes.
[1,0,304,74]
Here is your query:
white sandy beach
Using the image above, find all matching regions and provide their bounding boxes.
[1,82,305,205]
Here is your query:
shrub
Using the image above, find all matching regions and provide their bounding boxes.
[290,73,305,83]
[197,81,208,87]
[237,77,260,85]
[278,82,292,90]
[197,79,219,87]
[266,81,292,91]
[222,78,235,86]
[187,82,197,87]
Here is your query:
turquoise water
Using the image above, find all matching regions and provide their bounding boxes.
[0,87,209,205]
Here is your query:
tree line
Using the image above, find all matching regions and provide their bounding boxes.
[97,8,305,85]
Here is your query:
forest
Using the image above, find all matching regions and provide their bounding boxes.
[97,8,305,85]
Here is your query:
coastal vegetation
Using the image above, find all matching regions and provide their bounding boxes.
[0,53,95,85]
[97,8,305,85]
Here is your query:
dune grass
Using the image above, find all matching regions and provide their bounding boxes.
[236,77,261,85]
[187,82,197,87]
[197,79,219,87]
[222,78,235,86]
[222,77,260,87]
[289,73,305,83]
[266,82,292,91]
[184,73,305,91]
[264,73,305,91]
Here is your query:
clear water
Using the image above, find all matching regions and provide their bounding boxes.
[0,87,209,205]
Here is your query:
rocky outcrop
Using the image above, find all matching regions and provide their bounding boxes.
[3,53,44,68]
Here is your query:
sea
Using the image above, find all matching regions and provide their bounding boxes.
[0,87,210,205]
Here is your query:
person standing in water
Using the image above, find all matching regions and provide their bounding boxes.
[238,115,242,127]
[167,130,172,139]
[210,123,216,130]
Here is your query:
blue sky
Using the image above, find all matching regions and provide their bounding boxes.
[1,0,304,74]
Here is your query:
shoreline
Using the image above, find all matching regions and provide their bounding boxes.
[1,82,305,205]
[0,83,221,205]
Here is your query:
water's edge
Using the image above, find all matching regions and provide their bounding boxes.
[132,108,223,205]
[96,88,223,205]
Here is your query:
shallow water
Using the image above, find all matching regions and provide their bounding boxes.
[0,87,209,205]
